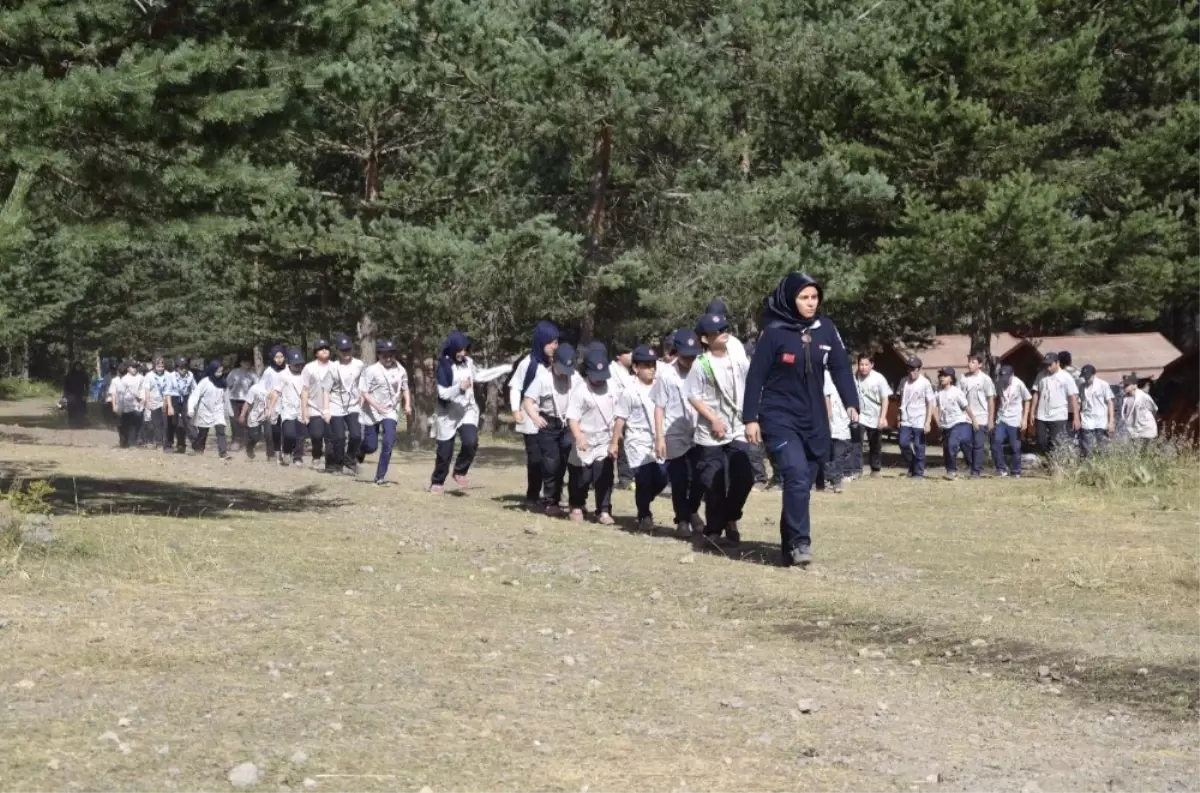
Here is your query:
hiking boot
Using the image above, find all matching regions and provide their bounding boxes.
[791,543,812,567]
[569,509,585,523]
[345,463,358,476]
[722,522,741,547]
[453,474,468,488]
[246,448,256,460]
[688,513,705,534]
[597,512,615,526]
[428,483,445,494]
[674,521,693,539]
[945,471,958,481]
[637,516,655,533]
[545,504,563,518]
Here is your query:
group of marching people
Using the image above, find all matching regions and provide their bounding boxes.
[99,273,855,567]
[103,333,511,489]
[510,273,858,567]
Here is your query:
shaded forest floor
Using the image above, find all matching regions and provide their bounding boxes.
[0,399,1197,791]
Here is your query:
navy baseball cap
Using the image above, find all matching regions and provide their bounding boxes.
[998,364,1014,377]
[583,349,610,381]
[673,330,701,357]
[553,343,576,375]
[697,313,730,335]
[174,356,189,367]
[1122,373,1139,386]
[376,339,397,353]
[1042,351,1058,365]
[938,366,955,377]
[906,356,922,369]
[312,338,331,351]
[335,334,354,351]
[632,344,658,364]
[1081,364,1096,377]
[286,349,304,365]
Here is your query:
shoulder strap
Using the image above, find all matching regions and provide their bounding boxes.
[700,354,742,420]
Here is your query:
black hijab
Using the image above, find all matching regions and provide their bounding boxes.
[762,272,823,332]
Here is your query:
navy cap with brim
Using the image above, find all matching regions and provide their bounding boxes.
[939,367,955,376]
[697,313,730,335]
[586,360,611,381]
[1042,352,1058,364]
[906,356,922,369]
[312,339,331,351]
[287,352,304,364]
[632,344,658,364]
[376,339,396,353]
[674,335,702,356]
[336,336,353,350]
[553,360,575,375]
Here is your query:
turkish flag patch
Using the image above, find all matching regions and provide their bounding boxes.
[781,353,796,364]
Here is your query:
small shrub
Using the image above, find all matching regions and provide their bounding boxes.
[1061,437,1194,490]
[3,479,55,515]
[0,378,60,401]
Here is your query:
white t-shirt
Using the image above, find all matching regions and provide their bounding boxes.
[823,371,851,441]
[329,358,365,417]
[614,380,658,467]
[960,371,996,428]
[524,366,577,420]
[226,368,259,402]
[244,381,270,428]
[855,370,892,428]
[272,368,307,422]
[996,379,1032,427]
[113,373,144,414]
[434,359,480,440]
[685,351,748,446]
[935,385,970,428]
[565,380,616,466]
[142,371,170,411]
[301,360,335,416]
[1035,370,1079,422]
[361,361,408,425]
[509,356,537,435]
[649,361,697,460]
[897,375,935,429]
[609,360,636,402]
[1080,378,1113,431]
[1122,389,1158,439]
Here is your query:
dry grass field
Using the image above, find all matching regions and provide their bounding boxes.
[0,399,1197,792]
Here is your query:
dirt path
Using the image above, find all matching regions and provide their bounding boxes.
[1,400,1196,791]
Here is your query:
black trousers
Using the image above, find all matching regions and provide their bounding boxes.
[1036,419,1071,457]
[118,411,142,448]
[143,407,165,448]
[695,441,754,534]
[193,424,228,456]
[536,418,573,505]
[165,397,188,451]
[264,417,282,458]
[229,400,247,446]
[666,448,705,524]
[244,424,263,457]
[568,457,614,514]
[616,438,633,484]
[282,419,306,461]
[816,438,851,488]
[522,432,543,502]
[307,416,328,461]
[850,425,883,474]
[432,424,479,485]
[327,413,363,471]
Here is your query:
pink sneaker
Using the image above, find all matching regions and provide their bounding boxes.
[453,474,468,488]
[569,509,585,523]
[428,484,445,494]
[597,512,615,526]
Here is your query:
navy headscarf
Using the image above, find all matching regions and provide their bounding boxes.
[204,360,228,389]
[762,272,823,332]
[520,320,560,396]
[437,331,471,389]
[268,344,286,372]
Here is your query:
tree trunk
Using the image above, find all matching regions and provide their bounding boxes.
[251,258,265,373]
[482,380,499,435]
[968,322,994,376]
[358,311,377,366]
[406,335,432,449]
[580,123,613,344]
[253,345,264,374]
[20,337,29,381]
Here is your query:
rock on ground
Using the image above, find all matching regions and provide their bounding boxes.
[227,762,260,788]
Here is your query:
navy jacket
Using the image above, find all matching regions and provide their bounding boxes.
[742,316,859,458]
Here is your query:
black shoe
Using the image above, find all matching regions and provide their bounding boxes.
[790,543,812,567]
